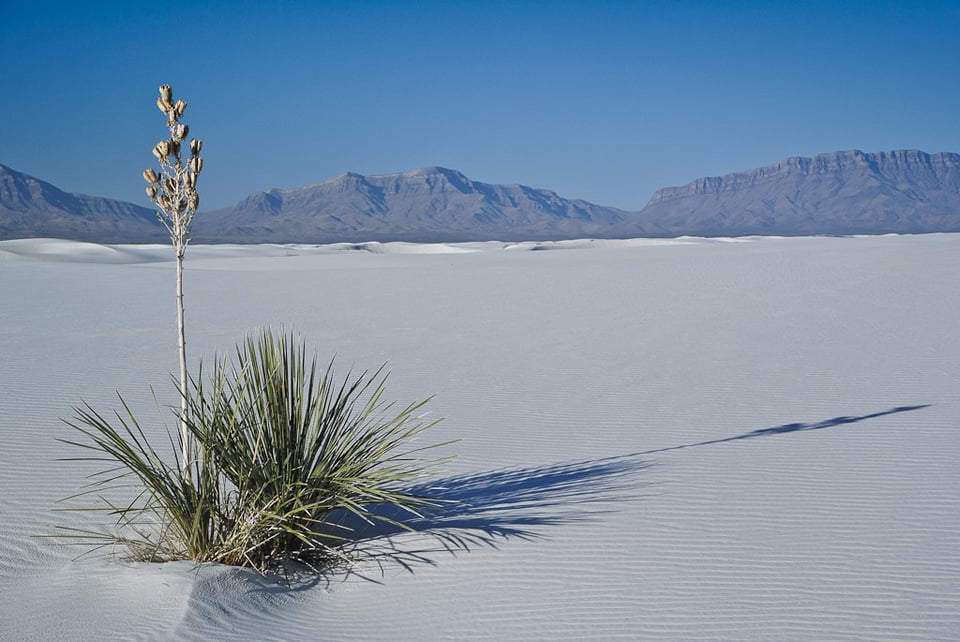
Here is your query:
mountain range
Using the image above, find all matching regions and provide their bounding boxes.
[0,164,166,243]
[193,166,629,243]
[638,149,960,237]
[3,149,959,243]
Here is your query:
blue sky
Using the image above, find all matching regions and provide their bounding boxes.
[2,1,958,211]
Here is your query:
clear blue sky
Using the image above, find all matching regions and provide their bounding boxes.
[2,0,958,211]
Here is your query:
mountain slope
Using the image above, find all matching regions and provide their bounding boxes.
[3,150,960,243]
[192,166,631,243]
[0,164,166,243]
[636,149,960,236]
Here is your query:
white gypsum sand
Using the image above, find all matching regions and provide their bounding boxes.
[0,234,958,640]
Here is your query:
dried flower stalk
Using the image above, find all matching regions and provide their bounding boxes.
[143,83,204,480]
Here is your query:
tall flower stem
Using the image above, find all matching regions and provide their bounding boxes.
[175,244,189,474]
[143,84,203,481]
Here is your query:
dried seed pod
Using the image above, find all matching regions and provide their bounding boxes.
[174,100,186,119]
[146,185,159,199]
[190,138,203,155]
[143,168,159,183]
[152,143,165,161]
[173,123,189,141]
[187,192,199,210]
[189,157,203,174]
[159,84,173,103]
[169,139,180,158]
[185,172,197,189]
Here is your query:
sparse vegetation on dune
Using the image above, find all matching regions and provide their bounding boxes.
[61,329,450,573]
[57,85,452,574]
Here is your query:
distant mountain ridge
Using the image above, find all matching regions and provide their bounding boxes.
[2,149,959,243]
[637,149,960,236]
[191,166,630,243]
[0,163,166,243]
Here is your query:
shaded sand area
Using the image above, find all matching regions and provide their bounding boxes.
[1,234,958,640]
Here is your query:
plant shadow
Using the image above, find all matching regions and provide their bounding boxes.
[252,404,930,587]
[627,404,931,457]
[316,455,657,580]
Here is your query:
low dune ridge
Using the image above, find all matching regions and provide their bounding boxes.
[0,233,958,640]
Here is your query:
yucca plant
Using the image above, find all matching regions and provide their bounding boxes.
[58,85,453,574]
[185,328,453,568]
[60,329,451,572]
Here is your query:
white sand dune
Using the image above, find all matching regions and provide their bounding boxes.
[0,238,171,264]
[1,234,958,640]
